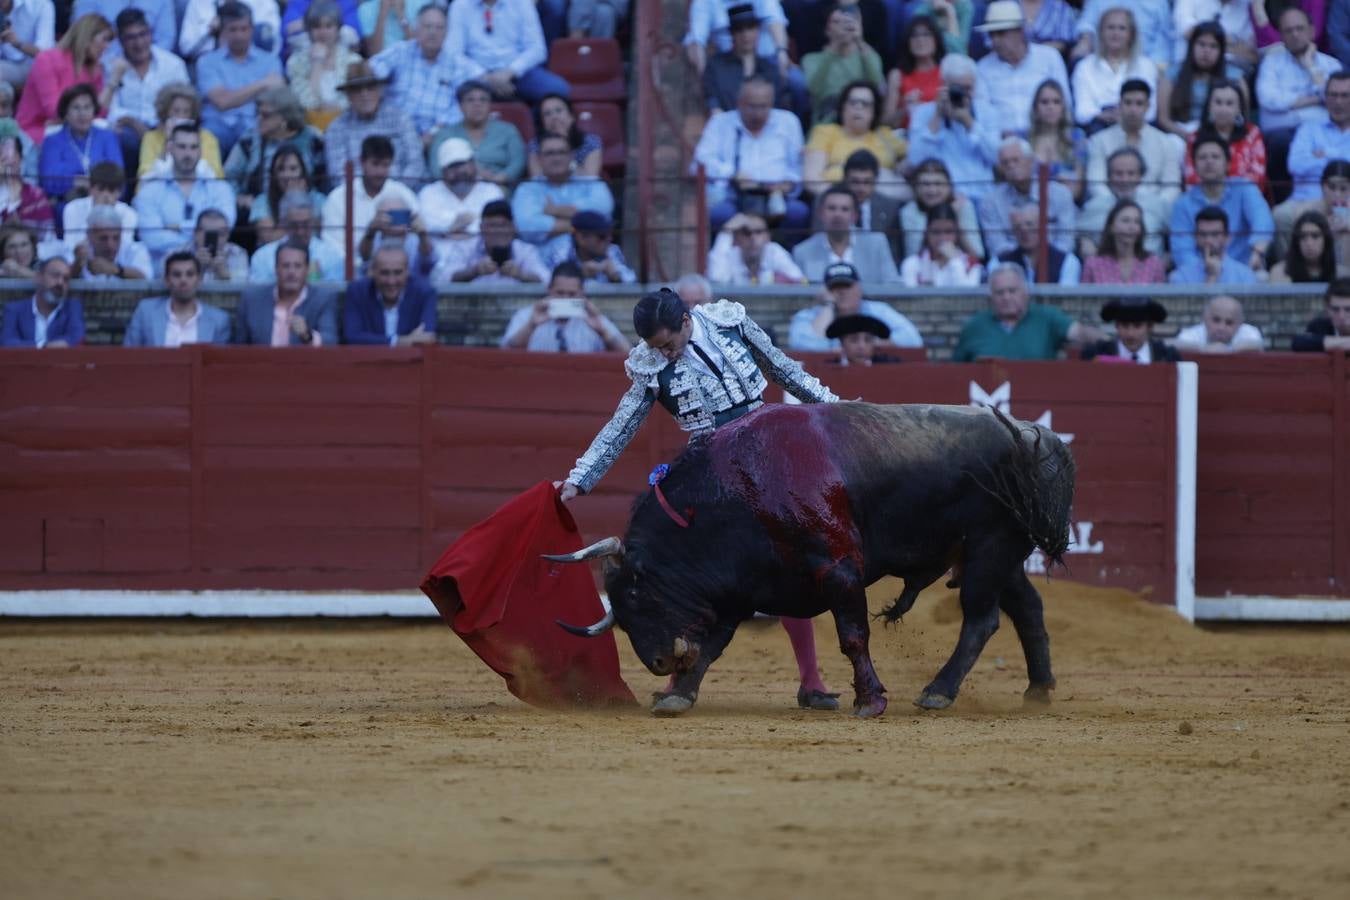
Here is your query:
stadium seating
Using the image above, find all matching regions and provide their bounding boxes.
[490,102,536,145]
[574,102,626,176]
[547,38,626,103]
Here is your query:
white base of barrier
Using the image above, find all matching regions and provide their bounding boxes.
[0,591,439,617]
[1194,596,1350,622]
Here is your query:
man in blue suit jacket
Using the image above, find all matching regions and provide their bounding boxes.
[123,251,233,347]
[234,241,339,346]
[343,245,438,345]
[2,258,84,348]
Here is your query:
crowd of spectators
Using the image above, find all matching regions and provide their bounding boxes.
[3,0,1350,363]
[689,0,1350,303]
[0,0,624,298]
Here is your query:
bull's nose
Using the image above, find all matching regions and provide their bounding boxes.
[650,656,672,675]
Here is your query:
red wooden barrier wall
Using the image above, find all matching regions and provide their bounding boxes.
[1191,353,1350,598]
[0,348,1189,606]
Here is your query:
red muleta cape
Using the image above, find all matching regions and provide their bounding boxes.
[420,481,637,708]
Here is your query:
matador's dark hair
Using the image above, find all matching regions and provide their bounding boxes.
[633,287,688,339]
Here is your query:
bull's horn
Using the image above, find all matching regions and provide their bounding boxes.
[556,609,615,638]
[672,637,689,658]
[541,536,625,563]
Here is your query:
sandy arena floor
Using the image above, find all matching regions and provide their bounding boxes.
[2,580,1349,900]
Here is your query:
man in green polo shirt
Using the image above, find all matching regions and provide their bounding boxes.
[952,264,1104,361]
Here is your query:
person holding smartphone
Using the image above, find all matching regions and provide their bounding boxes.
[499,261,630,352]
[448,199,550,284]
[185,208,249,282]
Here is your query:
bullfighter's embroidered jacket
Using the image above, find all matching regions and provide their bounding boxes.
[568,299,839,493]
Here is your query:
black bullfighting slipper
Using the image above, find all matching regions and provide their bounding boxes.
[796,688,841,710]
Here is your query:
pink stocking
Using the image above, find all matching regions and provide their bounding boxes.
[780,616,828,693]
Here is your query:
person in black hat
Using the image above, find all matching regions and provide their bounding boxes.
[1083,296,1180,363]
[702,5,787,115]
[541,209,637,287]
[824,313,905,366]
[787,260,923,350]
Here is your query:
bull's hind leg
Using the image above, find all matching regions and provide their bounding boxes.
[915,544,1016,710]
[827,571,888,718]
[999,569,1056,706]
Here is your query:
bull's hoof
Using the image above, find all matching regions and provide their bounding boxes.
[796,688,841,711]
[650,692,696,717]
[852,696,888,718]
[913,691,955,710]
[1023,683,1055,706]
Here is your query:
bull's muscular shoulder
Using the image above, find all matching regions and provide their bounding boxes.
[625,343,667,379]
[700,299,747,328]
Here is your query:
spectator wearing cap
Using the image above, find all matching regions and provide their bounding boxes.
[446,198,550,284]
[951,264,1104,362]
[1081,297,1179,363]
[322,135,419,245]
[707,210,806,285]
[196,2,285,156]
[123,251,232,347]
[904,53,1001,205]
[542,209,637,287]
[134,121,238,274]
[692,77,810,238]
[825,313,902,366]
[1085,79,1182,206]
[1168,133,1273,272]
[1292,278,1350,353]
[324,61,427,190]
[428,80,527,190]
[788,261,922,351]
[684,0,792,81]
[511,133,615,245]
[1167,205,1260,285]
[973,1,1070,138]
[792,184,902,283]
[1254,6,1341,136]
[977,137,1076,259]
[1173,294,1265,353]
[1070,0,1172,70]
[500,261,630,352]
[1,257,81,348]
[899,203,984,287]
[0,0,55,88]
[62,160,137,251]
[342,244,440,346]
[991,203,1081,285]
[445,0,571,105]
[843,150,900,248]
[104,8,189,174]
[69,203,151,280]
[1287,72,1350,202]
[249,190,346,282]
[370,5,463,146]
[419,137,507,280]
[703,4,788,115]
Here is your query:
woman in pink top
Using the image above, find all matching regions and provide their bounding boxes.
[15,14,113,143]
[1082,200,1165,284]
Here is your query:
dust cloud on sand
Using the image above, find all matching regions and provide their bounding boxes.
[3,579,1349,899]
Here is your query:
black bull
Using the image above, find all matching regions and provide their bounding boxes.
[547,402,1076,717]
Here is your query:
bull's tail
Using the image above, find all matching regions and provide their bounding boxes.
[972,408,1076,569]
